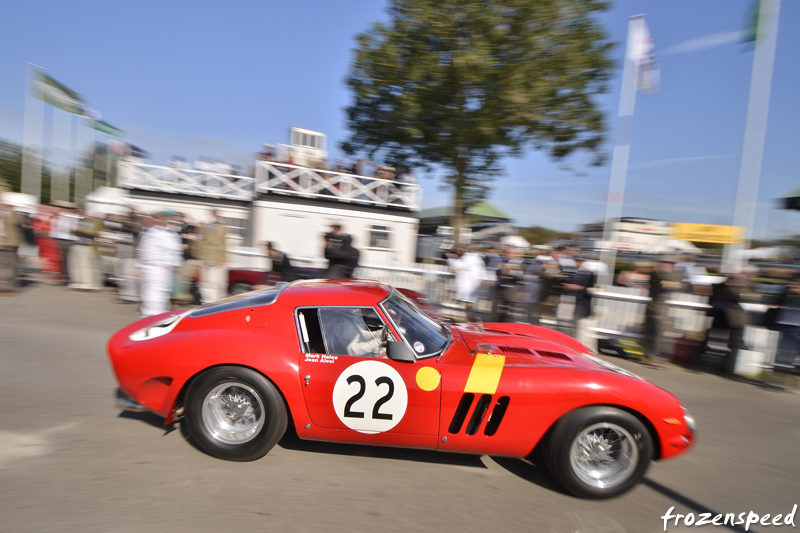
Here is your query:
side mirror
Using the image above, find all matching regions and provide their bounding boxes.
[386,340,416,362]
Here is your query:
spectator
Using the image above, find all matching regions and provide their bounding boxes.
[138,212,182,317]
[69,210,103,291]
[773,277,800,368]
[522,255,545,325]
[262,241,298,283]
[644,258,682,363]
[30,204,62,280]
[706,271,750,374]
[115,210,141,304]
[50,202,79,285]
[491,247,527,322]
[446,246,486,321]
[324,223,359,279]
[563,256,597,343]
[0,198,23,294]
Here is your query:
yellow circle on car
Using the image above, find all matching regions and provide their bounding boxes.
[416,366,441,391]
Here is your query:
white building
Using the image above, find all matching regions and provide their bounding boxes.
[90,128,422,265]
[581,217,671,252]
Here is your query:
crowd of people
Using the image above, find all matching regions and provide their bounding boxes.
[0,198,367,318]
[447,244,800,371]
[2,194,798,372]
[0,200,239,318]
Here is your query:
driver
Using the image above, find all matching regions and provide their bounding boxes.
[326,309,385,358]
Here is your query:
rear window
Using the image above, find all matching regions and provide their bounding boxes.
[189,286,283,318]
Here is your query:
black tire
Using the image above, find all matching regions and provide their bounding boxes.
[230,282,253,296]
[546,406,653,499]
[184,366,287,461]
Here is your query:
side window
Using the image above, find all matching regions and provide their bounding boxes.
[297,307,388,357]
[297,308,326,354]
[320,307,386,358]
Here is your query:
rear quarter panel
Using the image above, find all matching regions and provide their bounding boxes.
[108,304,305,423]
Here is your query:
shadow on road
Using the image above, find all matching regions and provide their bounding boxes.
[117,410,178,436]
[488,456,564,494]
[276,426,486,468]
[643,479,750,533]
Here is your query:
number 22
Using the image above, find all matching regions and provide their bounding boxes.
[344,375,394,420]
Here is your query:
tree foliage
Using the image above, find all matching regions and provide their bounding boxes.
[0,140,23,193]
[342,0,614,243]
[518,224,576,244]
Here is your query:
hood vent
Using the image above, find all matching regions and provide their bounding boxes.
[497,345,534,355]
[536,350,572,361]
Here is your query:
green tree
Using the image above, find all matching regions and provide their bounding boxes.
[342,0,614,244]
[518,225,576,244]
[0,139,23,193]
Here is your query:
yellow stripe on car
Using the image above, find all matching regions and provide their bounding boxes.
[464,353,506,395]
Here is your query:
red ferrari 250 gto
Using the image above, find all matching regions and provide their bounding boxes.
[108,279,695,499]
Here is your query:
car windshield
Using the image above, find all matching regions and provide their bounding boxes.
[381,290,449,358]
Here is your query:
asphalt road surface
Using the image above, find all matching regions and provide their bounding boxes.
[1,283,799,533]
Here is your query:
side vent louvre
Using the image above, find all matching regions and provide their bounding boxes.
[448,394,513,436]
[497,345,533,355]
[536,350,572,361]
[484,396,510,436]
[448,394,474,434]
[465,394,492,436]
[484,328,508,334]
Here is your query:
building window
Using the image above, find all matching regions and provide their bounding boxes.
[221,216,247,238]
[369,225,391,249]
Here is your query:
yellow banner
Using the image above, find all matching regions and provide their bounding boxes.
[671,223,744,244]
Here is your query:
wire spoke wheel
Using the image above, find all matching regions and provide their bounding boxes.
[186,366,287,461]
[547,407,652,499]
[202,382,265,444]
[569,422,638,489]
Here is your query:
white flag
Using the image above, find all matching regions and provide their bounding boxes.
[627,16,659,94]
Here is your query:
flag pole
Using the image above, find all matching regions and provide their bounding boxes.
[21,63,45,202]
[598,14,645,286]
[722,0,781,272]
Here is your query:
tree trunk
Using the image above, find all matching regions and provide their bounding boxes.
[450,174,466,248]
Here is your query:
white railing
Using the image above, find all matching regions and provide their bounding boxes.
[255,161,421,211]
[118,161,255,201]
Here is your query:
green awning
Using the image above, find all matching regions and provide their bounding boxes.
[417,201,512,222]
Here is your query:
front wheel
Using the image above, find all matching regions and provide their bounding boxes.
[185,366,287,461]
[546,406,653,499]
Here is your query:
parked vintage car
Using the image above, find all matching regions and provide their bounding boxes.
[108,279,694,499]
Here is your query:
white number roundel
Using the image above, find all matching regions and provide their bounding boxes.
[332,361,408,434]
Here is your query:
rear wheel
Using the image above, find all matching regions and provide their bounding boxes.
[185,366,287,461]
[546,406,653,499]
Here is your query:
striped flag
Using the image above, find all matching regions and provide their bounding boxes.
[741,0,777,49]
[90,119,124,138]
[627,16,659,94]
[32,71,87,115]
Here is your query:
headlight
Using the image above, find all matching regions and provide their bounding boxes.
[682,407,697,434]
[129,310,190,341]
[581,352,645,381]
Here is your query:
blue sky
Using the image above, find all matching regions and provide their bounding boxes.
[1,1,798,240]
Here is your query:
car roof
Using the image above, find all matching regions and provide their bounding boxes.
[279,279,393,307]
